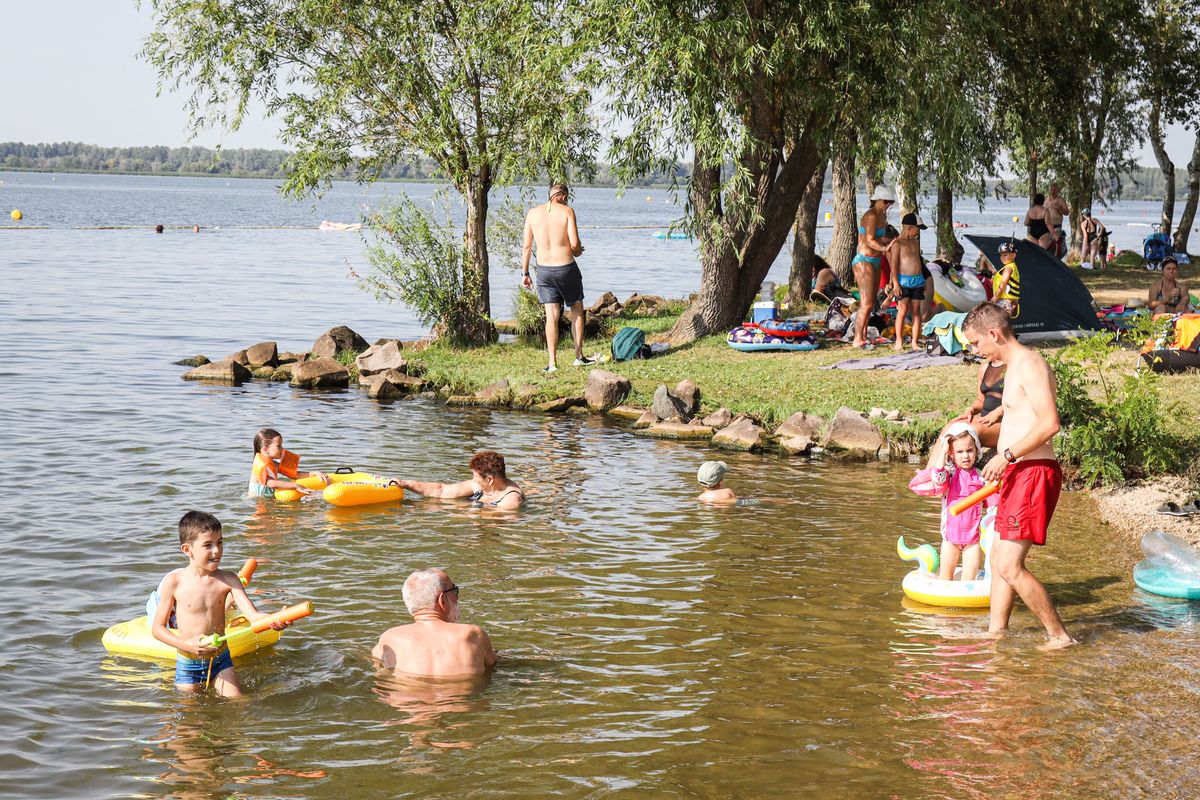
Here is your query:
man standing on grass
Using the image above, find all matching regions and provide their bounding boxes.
[521,183,595,373]
[964,302,1076,650]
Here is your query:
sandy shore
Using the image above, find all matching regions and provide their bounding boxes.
[1093,475,1200,546]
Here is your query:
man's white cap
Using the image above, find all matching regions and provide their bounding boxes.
[870,186,897,202]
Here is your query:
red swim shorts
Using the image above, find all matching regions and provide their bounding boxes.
[996,459,1062,546]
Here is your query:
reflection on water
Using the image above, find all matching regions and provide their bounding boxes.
[373,671,492,750]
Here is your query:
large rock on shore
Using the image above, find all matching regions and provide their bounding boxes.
[639,421,715,440]
[363,369,426,399]
[311,325,369,358]
[821,406,884,457]
[674,380,701,418]
[623,293,668,316]
[229,349,250,366]
[355,341,406,376]
[608,405,646,421]
[712,415,766,451]
[651,384,689,422]
[534,396,586,413]
[182,359,251,384]
[476,379,513,405]
[290,357,351,388]
[589,291,623,318]
[584,369,631,410]
[633,409,658,429]
[701,408,733,430]
[774,411,825,454]
[245,341,278,368]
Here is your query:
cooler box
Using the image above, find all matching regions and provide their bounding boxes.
[751,301,779,324]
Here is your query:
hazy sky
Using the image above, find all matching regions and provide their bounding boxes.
[1,1,1195,167]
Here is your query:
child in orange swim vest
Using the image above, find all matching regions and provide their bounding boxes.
[247,427,329,498]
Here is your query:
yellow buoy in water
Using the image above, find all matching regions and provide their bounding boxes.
[10,209,22,220]
[1012,215,1020,222]
[646,195,652,203]
[824,212,831,221]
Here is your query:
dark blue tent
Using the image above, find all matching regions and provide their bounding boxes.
[966,235,1101,336]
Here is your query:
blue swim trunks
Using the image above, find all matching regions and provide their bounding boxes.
[898,273,927,289]
[175,648,234,685]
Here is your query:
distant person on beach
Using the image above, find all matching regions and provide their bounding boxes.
[1148,256,1189,314]
[388,450,525,509]
[850,187,895,349]
[151,511,292,696]
[1045,184,1069,257]
[811,256,853,304]
[372,568,497,678]
[521,183,594,373]
[886,213,928,351]
[697,460,736,505]
[965,303,1075,650]
[1024,193,1053,250]
[247,428,330,498]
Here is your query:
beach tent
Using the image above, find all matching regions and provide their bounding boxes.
[966,235,1101,338]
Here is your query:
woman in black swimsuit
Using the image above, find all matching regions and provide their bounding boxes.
[1024,193,1052,251]
[388,450,526,510]
[944,360,1005,449]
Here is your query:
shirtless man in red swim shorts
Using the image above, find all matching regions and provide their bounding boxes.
[964,302,1076,650]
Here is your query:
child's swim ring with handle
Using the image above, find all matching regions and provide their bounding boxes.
[927,262,987,312]
[896,512,995,608]
[273,466,404,506]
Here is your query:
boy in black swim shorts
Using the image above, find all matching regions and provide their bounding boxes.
[886,212,929,351]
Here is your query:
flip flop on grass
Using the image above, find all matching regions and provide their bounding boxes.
[1156,501,1192,516]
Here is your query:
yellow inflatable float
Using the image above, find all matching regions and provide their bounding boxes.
[273,466,404,507]
[896,512,996,608]
[102,559,282,660]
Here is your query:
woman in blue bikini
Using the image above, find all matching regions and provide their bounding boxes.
[851,186,895,348]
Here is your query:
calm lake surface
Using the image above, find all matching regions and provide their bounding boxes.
[1,172,1193,798]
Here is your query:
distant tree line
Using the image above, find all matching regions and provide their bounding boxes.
[0,141,682,187]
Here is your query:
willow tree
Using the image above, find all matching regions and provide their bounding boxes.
[600,0,916,343]
[143,0,595,345]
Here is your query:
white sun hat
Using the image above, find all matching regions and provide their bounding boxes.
[870,185,897,202]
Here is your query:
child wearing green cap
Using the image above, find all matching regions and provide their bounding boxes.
[697,461,737,505]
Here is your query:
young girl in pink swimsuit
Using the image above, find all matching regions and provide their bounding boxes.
[909,422,997,581]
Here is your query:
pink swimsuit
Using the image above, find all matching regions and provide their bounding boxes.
[909,465,996,546]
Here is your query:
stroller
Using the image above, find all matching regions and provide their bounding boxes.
[1143,224,1172,271]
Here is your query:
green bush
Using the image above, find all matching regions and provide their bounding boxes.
[1049,332,1182,486]
[512,286,547,338]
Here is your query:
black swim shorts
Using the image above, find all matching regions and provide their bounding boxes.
[899,284,926,301]
[536,262,584,307]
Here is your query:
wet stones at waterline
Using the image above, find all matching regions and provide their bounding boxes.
[182,359,252,384]
[311,325,369,359]
[290,357,350,389]
[820,406,885,458]
[584,369,631,411]
[711,415,766,452]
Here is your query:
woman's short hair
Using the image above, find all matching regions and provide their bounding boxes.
[1033,192,1045,206]
[963,302,1014,336]
[468,450,507,479]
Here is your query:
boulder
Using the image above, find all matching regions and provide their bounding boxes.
[173,355,210,367]
[229,349,250,366]
[311,325,369,358]
[633,409,658,429]
[354,341,406,376]
[270,366,293,381]
[778,432,816,456]
[651,384,689,422]
[251,366,276,380]
[245,341,279,368]
[513,383,541,407]
[445,394,481,406]
[589,291,623,317]
[584,369,631,410]
[820,406,884,456]
[623,293,667,316]
[379,369,427,392]
[290,357,351,388]
[533,396,586,413]
[277,351,305,365]
[364,373,405,401]
[774,411,825,441]
[476,379,513,405]
[182,359,251,384]
[639,421,715,440]
[701,407,734,429]
[608,405,647,421]
[674,380,701,418]
[712,415,766,451]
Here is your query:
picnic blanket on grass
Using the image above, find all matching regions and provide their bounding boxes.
[823,350,963,371]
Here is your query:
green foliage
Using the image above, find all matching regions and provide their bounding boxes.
[334,349,359,367]
[1049,332,1182,486]
[361,193,493,348]
[512,286,546,339]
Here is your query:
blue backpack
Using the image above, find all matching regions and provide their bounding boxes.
[611,326,648,361]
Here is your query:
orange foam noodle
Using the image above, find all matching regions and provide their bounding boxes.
[237,558,258,585]
[247,601,314,634]
[949,482,999,516]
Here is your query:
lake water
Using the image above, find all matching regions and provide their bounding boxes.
[1,172,1194,798]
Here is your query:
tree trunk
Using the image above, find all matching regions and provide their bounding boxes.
[1174,129,1200,254]
[827,132,858,287]
[1025,140,1038,205]
[1149,100,1175,238]
[897,151,918,217]
[786,156,828,308]
[935,169,963,263]
[459,178,497,346]
[665,126,823,344]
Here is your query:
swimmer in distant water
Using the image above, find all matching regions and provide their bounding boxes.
[388,450,525,510]
[192,225,200,234]
[697,460,737,505]
[155,224,164,234]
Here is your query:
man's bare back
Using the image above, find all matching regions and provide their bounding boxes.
[523,196,582,267]
[373,620,496,678]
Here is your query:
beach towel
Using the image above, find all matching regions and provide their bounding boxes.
[823,350,963,371]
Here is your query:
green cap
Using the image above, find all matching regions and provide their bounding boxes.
[697,461,729,488]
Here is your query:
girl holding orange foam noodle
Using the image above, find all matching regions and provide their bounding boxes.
[247,427,330,498]
[909,422,998,582]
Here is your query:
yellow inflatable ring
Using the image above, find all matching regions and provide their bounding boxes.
[102,611,281,661]
[897,512,995,608]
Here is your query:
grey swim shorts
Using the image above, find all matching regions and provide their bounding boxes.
[536,263,584,307]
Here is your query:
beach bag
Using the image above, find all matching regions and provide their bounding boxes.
[611,326,648,361]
